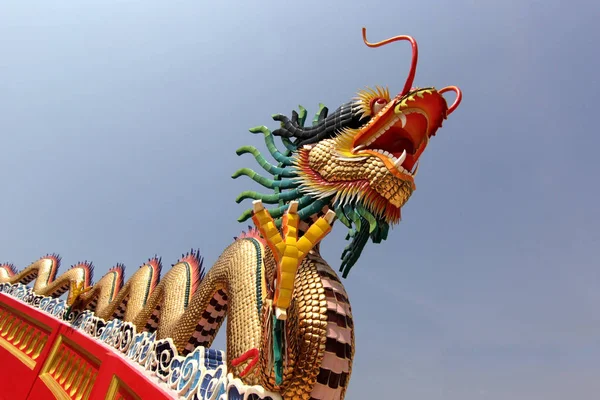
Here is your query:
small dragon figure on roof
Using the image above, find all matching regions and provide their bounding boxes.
[0,28,461,399]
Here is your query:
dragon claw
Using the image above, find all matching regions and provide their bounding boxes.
[67,281,92,306]
[251,200,335,320]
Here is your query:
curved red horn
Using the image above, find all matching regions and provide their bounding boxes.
[362,27,418,97]
[439,86,462,115]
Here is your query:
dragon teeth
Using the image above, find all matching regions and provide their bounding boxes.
[412,161,419,176]
[398,113,407,128]
[363,114,407,145]
[376,149,394,159]
[394,150,407,167]
[390,149,413,176]
[395,165,408,174]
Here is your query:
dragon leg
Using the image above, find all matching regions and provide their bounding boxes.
[70,264,124,314]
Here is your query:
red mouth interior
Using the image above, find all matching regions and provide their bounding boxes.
[363,113,429,171]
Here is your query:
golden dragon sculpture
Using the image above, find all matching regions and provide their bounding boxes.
[0,28,462,399]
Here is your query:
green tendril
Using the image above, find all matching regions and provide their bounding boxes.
[335,207,352,228]
[340,220,370,278]
[237,209,254,223]
[237,194,333,227]
[249,126,294,165]
[268,195,316,220]
[235,188,301,204]
[343,204,362,232]
[356,204,377,234]
[379,221,390,241]
[281,137,297,151]
[345,228,356,240]
[236,146,296,177]
[297,198,332,220]
[313,103,328,126]
[370,220,390,244]
[232,168,299,190]
[297,105,308,127]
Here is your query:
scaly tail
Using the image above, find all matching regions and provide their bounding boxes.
[133,251,204,338]
[71,264,125,313]
[0,254,93,301]
[0,223,353,399]
[160,238,269,384]
[94,257,164,322]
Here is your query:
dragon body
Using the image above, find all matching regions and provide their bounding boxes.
[0,28,461,399]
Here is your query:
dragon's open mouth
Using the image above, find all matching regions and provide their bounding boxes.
[352,88,448,180]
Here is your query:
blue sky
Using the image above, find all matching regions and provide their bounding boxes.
[1,1,598,399]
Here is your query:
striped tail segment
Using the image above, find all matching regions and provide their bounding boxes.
[144,304,162,333]
[310,259,354,400]
[112,294,129,320]
[183,288,229,355]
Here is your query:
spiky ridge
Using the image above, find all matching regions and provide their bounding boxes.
[107,263,126,295]
[234,102,394,277]
[0,263,17,276]
[177,249,205,299]
[43,253,62,284]
[72,261,94,286]
[234,225,266,245]
[142,256,163,293]
[355,86,391,117]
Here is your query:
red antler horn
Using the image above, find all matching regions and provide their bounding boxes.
[439,86,462,116]
[362,27,418,97]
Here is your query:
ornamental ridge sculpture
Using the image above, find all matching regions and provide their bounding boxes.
[0,28,462,400]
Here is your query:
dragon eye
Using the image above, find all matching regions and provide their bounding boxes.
[370,97,388,114]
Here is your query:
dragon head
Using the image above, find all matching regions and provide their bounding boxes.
[294,85,452,222]
[234,28,461,277]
